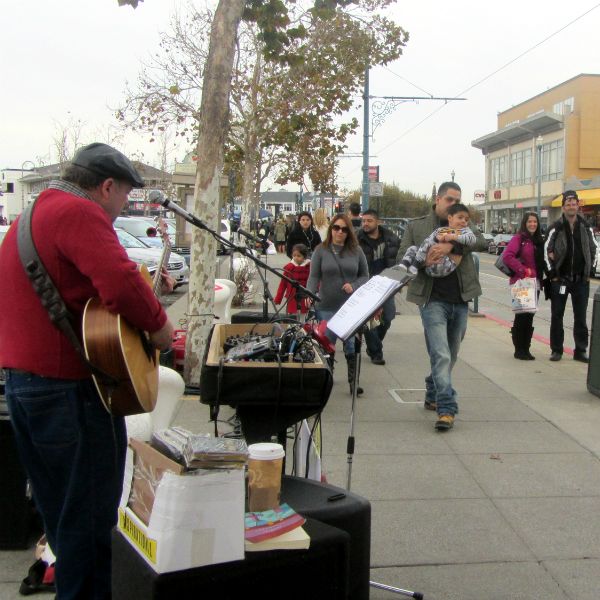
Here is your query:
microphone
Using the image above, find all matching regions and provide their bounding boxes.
[237,228,265,244]
[156,195,204,227]
[147,190,165,204]
[237,228,269,249]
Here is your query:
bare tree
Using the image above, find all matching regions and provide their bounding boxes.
[52,114,84,165]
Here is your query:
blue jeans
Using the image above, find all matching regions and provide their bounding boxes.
[5,370,127,600]
[316,309,355,355]
[364,296,396,357]
[419,301,468,416]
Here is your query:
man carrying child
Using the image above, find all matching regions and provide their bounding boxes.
[398,182,488,431]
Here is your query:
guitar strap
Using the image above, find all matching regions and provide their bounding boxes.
[17,198,118,387]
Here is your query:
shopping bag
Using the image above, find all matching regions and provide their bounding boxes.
[510,277,538,313]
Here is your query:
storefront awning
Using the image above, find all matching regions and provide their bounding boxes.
[550,189,600,207]
[472,111,563,153]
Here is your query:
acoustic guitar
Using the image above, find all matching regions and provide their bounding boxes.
[82,219,172,416]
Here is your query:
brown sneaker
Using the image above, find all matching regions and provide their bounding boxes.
[435,415,454,431]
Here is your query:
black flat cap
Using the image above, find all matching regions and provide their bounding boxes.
[72,143,145,188]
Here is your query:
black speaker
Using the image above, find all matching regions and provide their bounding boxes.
[282,476,371,600]
[588,286,600,397]
[0,414,33,549]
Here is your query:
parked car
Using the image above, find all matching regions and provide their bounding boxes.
[482,232,494,249]
[114,227,189,287]
[114,216,175,246]
[488,234,514,255]
[171,219,233,264]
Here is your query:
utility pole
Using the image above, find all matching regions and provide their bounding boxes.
[361,65,370,212]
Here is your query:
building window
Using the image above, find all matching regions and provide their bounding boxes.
[552,97,574,115]
[490,156,508,188]
[6,183,14,193]
[541,139,564,182]
[510,149,532,185]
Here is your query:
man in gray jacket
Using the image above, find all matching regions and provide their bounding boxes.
[399,182,488,431]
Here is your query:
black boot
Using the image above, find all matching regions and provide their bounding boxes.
[523,326,535,360]
[511,327,533,360]
[345,354,364,396]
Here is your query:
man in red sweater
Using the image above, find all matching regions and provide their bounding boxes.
[0,143,174,599]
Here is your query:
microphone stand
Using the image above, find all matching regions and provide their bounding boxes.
[159,198,319,313]
[236,229,275,321]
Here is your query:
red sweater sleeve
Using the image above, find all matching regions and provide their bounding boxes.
[274,263,293,304]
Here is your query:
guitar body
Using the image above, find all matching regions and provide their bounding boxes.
[82,265,160,416]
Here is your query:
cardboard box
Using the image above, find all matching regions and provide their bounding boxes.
[200,323,333,410]
[118,438,245,573]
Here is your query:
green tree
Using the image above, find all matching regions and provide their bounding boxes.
[347,183,429,218]
[119,1,407,230]
[119,0,400,384]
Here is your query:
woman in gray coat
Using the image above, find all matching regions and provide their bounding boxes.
[307,213,369,395]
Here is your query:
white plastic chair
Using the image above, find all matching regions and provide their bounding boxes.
[125,366,185,441]
[213,278,236,324]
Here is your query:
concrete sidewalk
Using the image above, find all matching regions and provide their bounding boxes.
[1,251,599,599]
[167,253,600,599]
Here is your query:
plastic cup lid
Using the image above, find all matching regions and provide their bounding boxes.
[248,442,285,460]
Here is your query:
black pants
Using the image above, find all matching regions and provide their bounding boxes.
[549,278,590,354]
[513,311,534,333]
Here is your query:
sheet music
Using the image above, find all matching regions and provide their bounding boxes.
[326,275,401,340]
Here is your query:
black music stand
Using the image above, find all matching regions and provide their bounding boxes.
[330,275,424,600]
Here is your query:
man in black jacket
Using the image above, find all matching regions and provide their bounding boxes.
[544,190,598,362]
[357,209,400,365]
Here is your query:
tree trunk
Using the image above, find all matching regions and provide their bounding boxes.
[240,51,262,232]
[240,132,257,232]
[185,0,245,386]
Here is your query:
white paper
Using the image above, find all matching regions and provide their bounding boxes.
[326,275,401,340]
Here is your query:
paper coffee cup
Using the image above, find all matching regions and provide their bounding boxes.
[247,443,285,512]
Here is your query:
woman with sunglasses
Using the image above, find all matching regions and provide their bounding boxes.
[286,211,322,258]
[307,213,369,395]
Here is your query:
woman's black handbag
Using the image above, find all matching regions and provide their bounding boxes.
[494,253,514,276]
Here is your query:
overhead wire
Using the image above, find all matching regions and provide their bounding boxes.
[375,2,600,153]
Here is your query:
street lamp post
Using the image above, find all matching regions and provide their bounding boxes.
[451,169,455,182]
[536,135,543,217]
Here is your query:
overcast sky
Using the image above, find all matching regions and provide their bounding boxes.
[2,0,600,202]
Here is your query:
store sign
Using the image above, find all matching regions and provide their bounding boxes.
[473,190,485,203]
[541,209,548,218]
[493,190,502,200]
[368,166,379,182]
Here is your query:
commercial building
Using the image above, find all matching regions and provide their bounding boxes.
[472,74,600,232]
[0,161,172,223]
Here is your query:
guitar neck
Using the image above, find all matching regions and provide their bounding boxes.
[152,218,172,297]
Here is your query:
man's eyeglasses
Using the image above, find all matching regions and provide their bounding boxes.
[331,224,349,233]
